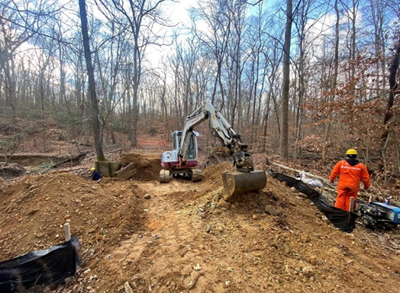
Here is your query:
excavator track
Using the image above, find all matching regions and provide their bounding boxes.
[159,169,171,183]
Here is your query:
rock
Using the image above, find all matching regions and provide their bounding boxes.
[302,266,314,277]
[265,205,280,216]
[124,281,134,293]
[217,225,225,232]
[321,215,329,221]
[297,193,308,199]
[187,280,195,289]
[224,280,231,288]
[144,194,151,199]
[83,268,91,275]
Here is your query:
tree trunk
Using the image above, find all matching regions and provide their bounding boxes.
[280,0,293,159]
[293,40,304,160]
[3,58,17,120]
[78,0,105,161]
[262,91,272,152]
[380,34,400,181]
[322,0,340,164]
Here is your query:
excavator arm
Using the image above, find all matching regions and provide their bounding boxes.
[161,102,266,201]
[179,102,253,172]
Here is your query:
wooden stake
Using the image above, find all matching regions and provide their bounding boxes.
[64,223,71,241]
[349,197,355,213]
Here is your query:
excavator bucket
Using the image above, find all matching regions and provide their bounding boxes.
[222,170,267,202]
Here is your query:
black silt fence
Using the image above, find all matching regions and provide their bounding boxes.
[269,171,358,233]
[0,235,81,293]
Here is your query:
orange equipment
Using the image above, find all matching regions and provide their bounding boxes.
[329,157,370,212]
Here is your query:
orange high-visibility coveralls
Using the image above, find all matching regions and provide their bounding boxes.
[329,160,370,212]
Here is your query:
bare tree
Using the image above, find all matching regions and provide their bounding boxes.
[191,0,232,108]
[292,0,330,160]
[78,0,105,161]
[380,31,400,181]
[94,20,129,145]
[365,0,389,94]
[280,0,293,159]
[95,0,172,147]
[263,38,282,152]
[0,0,46,120]
[321,0,341,164]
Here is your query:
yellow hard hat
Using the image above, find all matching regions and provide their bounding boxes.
[346,149,358,155]
[90,167,96,171]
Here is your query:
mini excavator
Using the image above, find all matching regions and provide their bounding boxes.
[160,102,267,201]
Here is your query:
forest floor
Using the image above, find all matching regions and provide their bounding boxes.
[1,123,400,293]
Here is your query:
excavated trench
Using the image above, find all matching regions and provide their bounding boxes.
[0,155,62,166]
[0,155,84,179]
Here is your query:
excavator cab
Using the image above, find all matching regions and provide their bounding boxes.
[160,131,201,183]
[172,131,197,160]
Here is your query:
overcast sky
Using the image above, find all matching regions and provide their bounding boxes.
[144,0,200,68]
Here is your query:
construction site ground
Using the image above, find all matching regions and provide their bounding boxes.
[1,149,400,293]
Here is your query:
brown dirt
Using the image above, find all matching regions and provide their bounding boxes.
[1,152,400,293]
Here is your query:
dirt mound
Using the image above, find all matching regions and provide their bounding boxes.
[202,162,233,184]
[1,156,400,293]
[118,152,161,181]
[0,172,145,261]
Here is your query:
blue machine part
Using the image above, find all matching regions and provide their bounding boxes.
[372,202,400,224]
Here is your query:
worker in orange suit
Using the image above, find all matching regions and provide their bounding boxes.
[329,149,370,212]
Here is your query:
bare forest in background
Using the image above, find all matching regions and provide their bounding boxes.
[0,0,400,183]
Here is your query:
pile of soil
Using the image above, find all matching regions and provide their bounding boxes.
[118,153,162,181]
[0,153,400,293]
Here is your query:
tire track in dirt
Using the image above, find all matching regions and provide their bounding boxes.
[107,177,289,292]
[139,180,221,292]
[107,180,218,292]
[124,179,274,293]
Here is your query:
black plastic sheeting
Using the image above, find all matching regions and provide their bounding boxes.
[0,235,81,293]
[270,171,358,233]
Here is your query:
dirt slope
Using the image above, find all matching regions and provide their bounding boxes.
[0,153,400,293]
